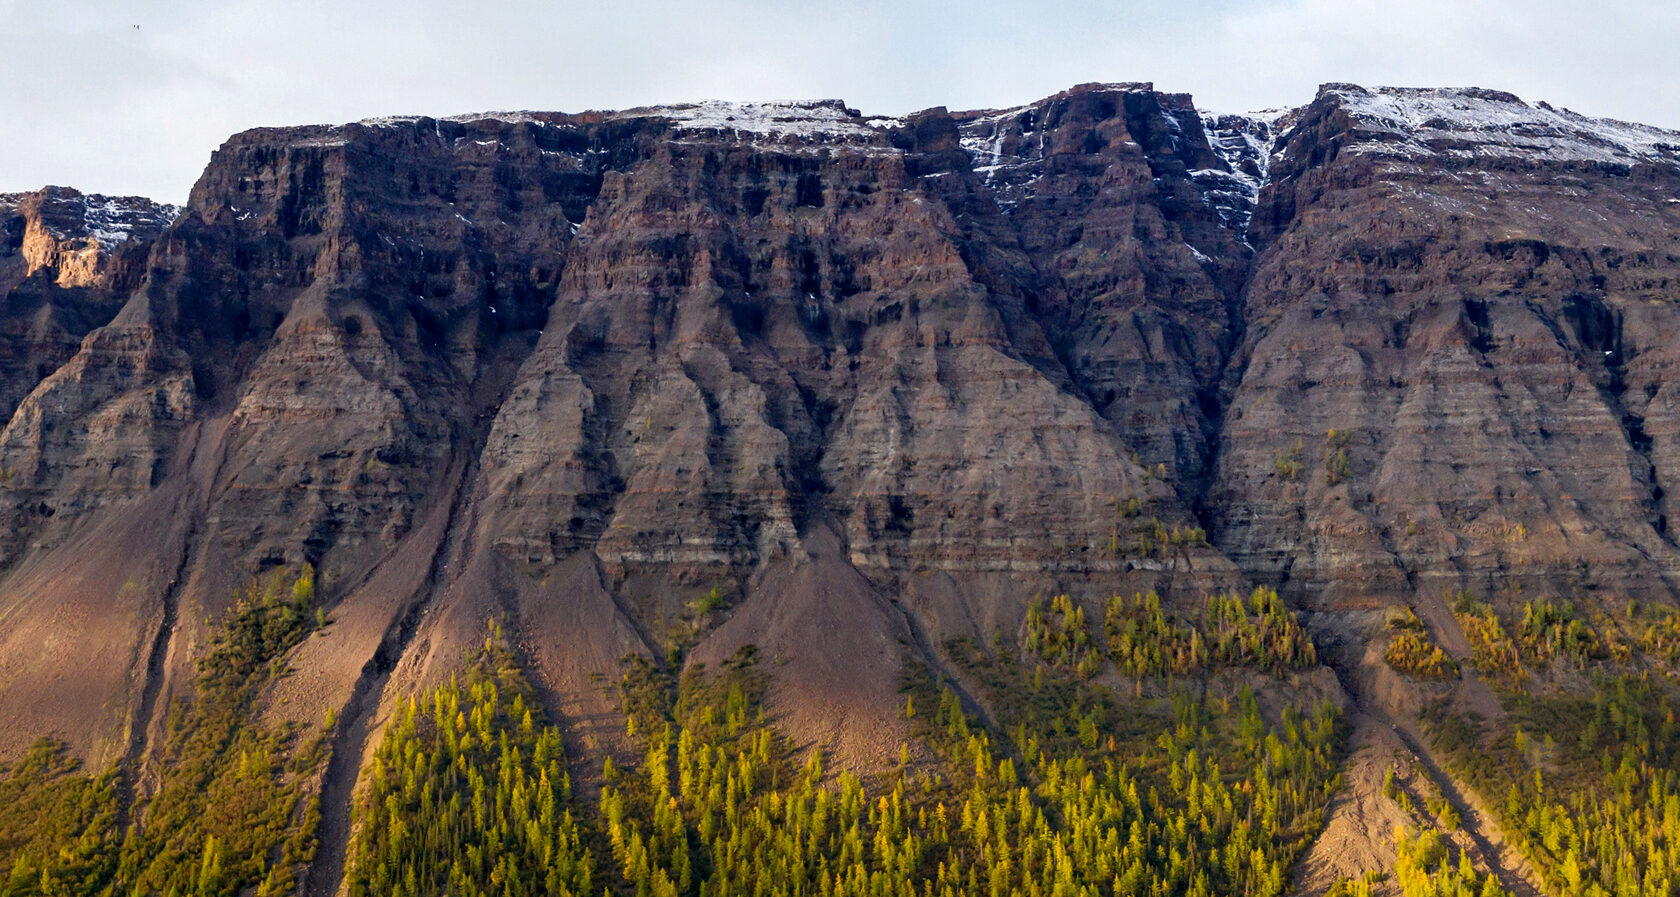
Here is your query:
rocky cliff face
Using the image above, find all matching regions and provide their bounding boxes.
[3,83,1680,877]
[1219,85,1680,608]
[1,186,177,289]
[0,188,176,419]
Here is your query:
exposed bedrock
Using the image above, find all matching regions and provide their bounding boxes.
[1,81,1678,781]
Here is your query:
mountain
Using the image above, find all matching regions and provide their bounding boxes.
[3,82,1680,897]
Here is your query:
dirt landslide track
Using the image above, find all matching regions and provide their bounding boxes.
[1293,609,1545,897]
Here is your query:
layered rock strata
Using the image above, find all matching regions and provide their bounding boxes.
[1,83,1677,787]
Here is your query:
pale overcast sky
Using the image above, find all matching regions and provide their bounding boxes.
[3,0,1677,203]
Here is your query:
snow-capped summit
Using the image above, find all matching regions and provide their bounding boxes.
[1319,84,1680,166]
[616,99,902,139]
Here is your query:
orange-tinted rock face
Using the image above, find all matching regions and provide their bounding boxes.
[0,189,175,418]
[2,83,1679,777]
[3,186,177,288]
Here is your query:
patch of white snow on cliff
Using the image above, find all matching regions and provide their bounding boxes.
[1324,85,1680,166]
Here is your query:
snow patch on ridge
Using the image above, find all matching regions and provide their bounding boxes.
[1324,85,1680,166]
[955,107,1052,211]
[2,189,181,252]
[80,197,182,249]
[619,99,901,139]
[443,111,552,126]
[348,102,904,155]
[357,115,428,128]
[1194,110,1287,240]
[354,103,904,137]
[351,112,558,131]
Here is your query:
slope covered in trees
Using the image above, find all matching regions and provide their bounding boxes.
[10,579,1680,897]
[0,571,327,897]
[332,585,1344,897]
[1429,669,1680,896]
[345,630,593,897]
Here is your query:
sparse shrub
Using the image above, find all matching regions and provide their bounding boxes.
[693,585,726,615]
[1386,605,1427,631]
[1276,439,1304,481]
[1325,428,1352,486]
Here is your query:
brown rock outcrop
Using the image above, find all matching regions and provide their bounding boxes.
[1214,85,1680,610]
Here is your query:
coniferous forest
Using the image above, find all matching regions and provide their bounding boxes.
[7,575,1680,896]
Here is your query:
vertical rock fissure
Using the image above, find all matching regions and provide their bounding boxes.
[1185,108,1271,532]
[1560,293,1673,546]
[682,361,740,564]
[115,496,202,829]
[786,382,837,538]
[303,454,477,897]
[1188,289,1256,531]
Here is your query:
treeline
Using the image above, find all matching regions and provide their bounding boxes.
[4,576,1348,897]
[1380,596,1627,684]
[1022,587,1319,680]
[949,641,1343,897]
[1448,590,1680,689]
[1081,586,1317,678]
[1453,594,1611,687]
